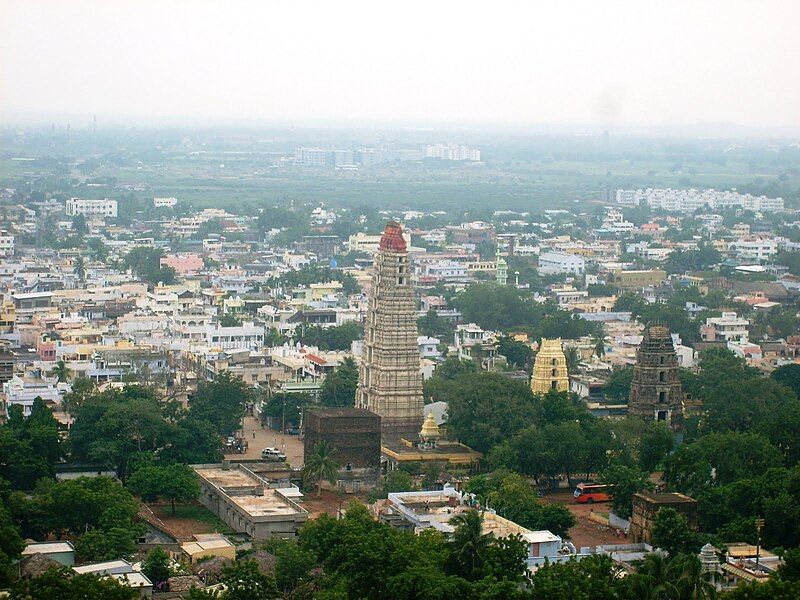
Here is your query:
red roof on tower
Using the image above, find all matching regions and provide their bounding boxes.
[379,221,407,252]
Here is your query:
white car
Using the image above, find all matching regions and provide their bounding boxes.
[261,447,286,461]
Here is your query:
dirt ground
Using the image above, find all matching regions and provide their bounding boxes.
[224,415,305,468]
[300,488,371,518]
[541,489,628,549]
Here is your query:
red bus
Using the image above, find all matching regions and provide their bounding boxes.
[574,483,612,504]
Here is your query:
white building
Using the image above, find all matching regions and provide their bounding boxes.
[65,198,118,218]
[537,252,585,275]
[0,231,14,256]
[728,237,778,263]
[702,312,749,342]
[615,188,784,214]
[206,322,266,350]
[424,143,481,161]
[383,486,585,568]
[3,374,71,417]
[347,231,411,254]
[153,196,178,208]
[418,336,442,359]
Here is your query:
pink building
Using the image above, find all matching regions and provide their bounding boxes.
[160,254,204,275]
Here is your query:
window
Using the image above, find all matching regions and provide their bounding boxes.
[660,356,665,364]
[659,391,667,403]
[657,410,668,421]
[551,358,557,366]
[551,368,557,377]
[659,371,666,382]
[551,380,558,390]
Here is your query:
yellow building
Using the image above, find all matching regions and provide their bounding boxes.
[180,534,236,564]
[530,338,569,394]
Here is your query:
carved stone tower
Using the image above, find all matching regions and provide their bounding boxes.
[530,338,570,394]
[357,222,424,441]
[629,324,684,428]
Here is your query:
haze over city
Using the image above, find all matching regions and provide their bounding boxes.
[2,1,800,129]
[1,2,800,598]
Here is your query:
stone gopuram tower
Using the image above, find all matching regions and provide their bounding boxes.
[530,338,570,394]
[357,222,424,441]
[629,324,684,429]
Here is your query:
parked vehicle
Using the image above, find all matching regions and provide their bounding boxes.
[574,482,612,504]
[261,447,286,461]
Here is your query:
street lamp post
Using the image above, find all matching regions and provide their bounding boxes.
[755,517,765,570]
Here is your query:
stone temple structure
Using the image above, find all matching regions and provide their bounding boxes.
[357,222,424,441]
[530,338,569,394]
[629,324,684,428]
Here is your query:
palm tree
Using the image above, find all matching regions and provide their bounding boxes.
[593,335,606,360]
[52,359,70,383]
[564,346,580,373]
[73,255,87,283]
[669,554,717,600]
[301,441,339,498]
[633,553,680,599]
[449,509,490,581]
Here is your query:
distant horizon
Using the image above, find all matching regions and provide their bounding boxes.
[3,113,800,140]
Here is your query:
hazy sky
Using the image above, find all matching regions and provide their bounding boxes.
[2,0,799,128]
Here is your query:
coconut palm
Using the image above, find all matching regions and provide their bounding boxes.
[73,255,87,282]
[301,441,339,498]
[564,346,580,373]
[669,553,717,600]
[52,359,70,383]
[448,509,491,581]
[593,335,606,359]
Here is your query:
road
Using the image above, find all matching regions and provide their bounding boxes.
[225,416,305,469]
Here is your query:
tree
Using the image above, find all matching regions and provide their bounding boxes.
[274,541,315,592]
[664,432,783,496]
[189,371,252,437]
[75,526,140,562]
[301,441,339,498]
[771,363,800,398]
[73,255,88,282]
[441,372,535,453]
[652,507,700,556]
[603,367,633,404]
[639,422,674,472]
[8,567,140,599]
[52,359,70,383]
[601,464,653,520]
[142,547,171,588]
[497,336,533,369]
[446,510,490,581]
[418,309,455,341]
[220,560,279,600]
[593,335,606,359]
[319,357,358,407]
[218,313,242,327]
[126,463,200,514]
[528,554,622,600]
[468,471,575,537]
[0,503,23,587]
[263,392,309,428]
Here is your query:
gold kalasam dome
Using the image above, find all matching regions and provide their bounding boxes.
[419,412,442,440]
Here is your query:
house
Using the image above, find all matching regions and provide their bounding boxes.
[701,312,749,342]
[21,541,75,566]
[380,485,588,568]
[537,252,585,276]
[181,534,236,564]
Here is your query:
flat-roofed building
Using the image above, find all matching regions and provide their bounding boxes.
[65,198,118,218]
[181,533,236,564]
[21,541,75,566]
[194,464,308,539]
